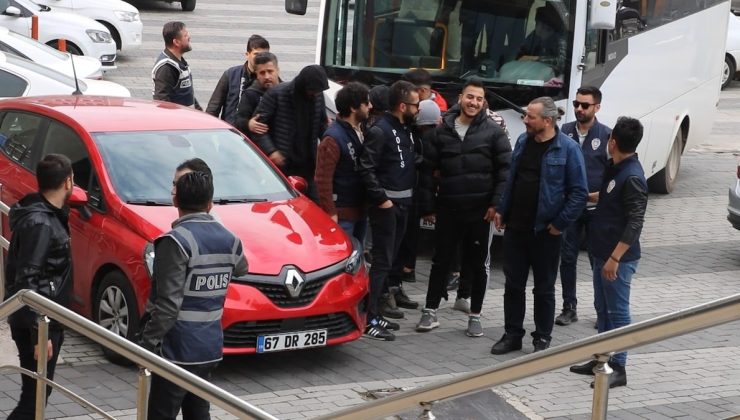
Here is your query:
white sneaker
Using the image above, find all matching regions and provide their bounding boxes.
[453,298,470,314]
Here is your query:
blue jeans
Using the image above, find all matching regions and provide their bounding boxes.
[592,258,638,367]
[559,209,594,308]
[339,218,368,245]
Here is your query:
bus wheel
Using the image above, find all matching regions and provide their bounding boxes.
[648,129,683,194]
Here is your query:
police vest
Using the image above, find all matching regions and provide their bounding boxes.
[152,51,195,107]
[590,155,647,263]
[561,120,610,193]
[324,120,365,208]
[224,64,250,125]
[159,215,243,364]
[372,114,416,204]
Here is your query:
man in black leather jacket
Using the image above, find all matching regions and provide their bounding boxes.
[4,154,74,420]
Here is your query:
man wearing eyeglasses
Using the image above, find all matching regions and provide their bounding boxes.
[359,80,419,341]
[555,86,611,327]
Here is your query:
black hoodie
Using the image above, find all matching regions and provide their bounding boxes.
[5,192,72,338]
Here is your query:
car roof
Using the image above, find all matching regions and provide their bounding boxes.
[0,96,234,132]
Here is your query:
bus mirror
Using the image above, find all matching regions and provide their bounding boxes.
[589,0,618,30]
[285,0,307,15]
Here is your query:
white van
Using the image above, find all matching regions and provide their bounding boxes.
[32,0,143,52]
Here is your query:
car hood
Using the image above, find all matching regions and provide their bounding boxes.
[44,0,139,13]
[82,79,130,96]
[121,197,352,275]
[36,9,109,32]
[58,55,102,79]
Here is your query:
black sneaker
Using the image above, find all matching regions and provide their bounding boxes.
[364,317,396,341]
[400,269,416,283]
[446,272,460,291]
[532,338,551,352]
[391,285,419,310]
[491,334,522,355]
[380,293,404,319]
[377,315,400,331]
[555,307,578,326]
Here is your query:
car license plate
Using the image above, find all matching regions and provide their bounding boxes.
[257,329,327,353]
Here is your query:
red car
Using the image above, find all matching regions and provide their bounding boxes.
[0,96,368,359]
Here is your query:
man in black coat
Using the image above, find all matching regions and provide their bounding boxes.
[4,154,75,419]
[416,78,511,337]
[252,65,329,202]
[234,52,280,137]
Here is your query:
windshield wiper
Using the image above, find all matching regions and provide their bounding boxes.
[125,200,171,206]
[215,197,267,204]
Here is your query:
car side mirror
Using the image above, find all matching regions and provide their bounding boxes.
[288,176,307,193]
[69,186,92,219]
[285,0,307,15]
[4,6,22,16]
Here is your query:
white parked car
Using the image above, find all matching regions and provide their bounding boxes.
[32,0,142,52]
[0,26,102,79]
[724,10,740,89]
[0,0,117,69]
[0,51,129,98]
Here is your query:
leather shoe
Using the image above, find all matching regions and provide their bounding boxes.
[380,293,404,319]
[391,285,419,310]
[532,338,550,352]
[491,334,522,355]
[590,364,627,388]
[570,360,598,376]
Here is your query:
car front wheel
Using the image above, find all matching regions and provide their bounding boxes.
[722,54,736,90]
[93,270,140,365]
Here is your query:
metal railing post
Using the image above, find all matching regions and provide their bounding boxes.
[137,367,151,420]
[35,315,50,420]
[590,354,613,420]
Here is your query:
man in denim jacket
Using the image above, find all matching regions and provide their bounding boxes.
[491,97,588,355]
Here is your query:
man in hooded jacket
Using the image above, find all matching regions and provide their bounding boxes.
[252,65,329,202]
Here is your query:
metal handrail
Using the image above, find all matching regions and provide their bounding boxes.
[0,290,279,420]
[318,292,740,420]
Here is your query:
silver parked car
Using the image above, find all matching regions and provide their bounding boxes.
[729,160,740,230]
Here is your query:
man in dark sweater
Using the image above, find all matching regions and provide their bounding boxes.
[569,117,648,389]
[234,52,280,137]
[415,78,511,337]
[491,97,588,355]
[359,80,419,341]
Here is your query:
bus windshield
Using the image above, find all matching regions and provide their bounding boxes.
[323,0,575,105]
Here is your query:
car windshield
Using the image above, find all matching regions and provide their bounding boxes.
[93,129,293,204]
[8,31,69,60]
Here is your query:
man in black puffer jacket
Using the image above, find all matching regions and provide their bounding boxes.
[5,154,74,420]
[252,65,329,202]
[415,78,511,337]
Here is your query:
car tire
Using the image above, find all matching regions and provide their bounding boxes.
[722,54,736,90]
[47,40,83,56]
[648,128,683,194]
[181,0,196,11]
[93,270,140,365]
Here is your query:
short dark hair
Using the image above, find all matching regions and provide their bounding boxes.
[402,68,432,87]
[247,34,270,52]
[576,85,602,104]
[462,77,485,93]
[175,171,213,212]
[162,21,186,47]
[176,158,212,177]
[253,51,278,68]
[611,116,644,153]
[36,154,72,192]
[335,82,370,118]
[388,80,418,111]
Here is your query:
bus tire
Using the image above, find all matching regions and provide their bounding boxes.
[722,54,736,90]
[648,129,683,194]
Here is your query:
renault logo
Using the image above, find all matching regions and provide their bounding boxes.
[285,269,305,298]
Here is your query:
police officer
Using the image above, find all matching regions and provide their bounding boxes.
[152,21,201,109]
[359,80,419,340]
[139,163,248,420]
[555,86,611,326]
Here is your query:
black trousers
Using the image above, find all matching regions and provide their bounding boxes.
[8,327,64,420]
[502,229,562,342]
[148,362,218,420]
[367,203,409,319]
[392,199,419,275]
[425,212,493,314]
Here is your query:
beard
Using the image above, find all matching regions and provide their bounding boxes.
[575,112,593,124]
[181,44,192,54]
[402,110,416,125]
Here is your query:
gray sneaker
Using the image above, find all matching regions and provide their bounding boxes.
[416,309,440,332]
[466,316,484,337]
[453,297,471,314]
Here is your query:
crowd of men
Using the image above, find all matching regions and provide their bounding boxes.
[2,20,648,420]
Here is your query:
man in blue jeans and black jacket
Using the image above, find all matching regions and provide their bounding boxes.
[569,117,648,389]
[491,97,588,354]
[556,86,611,326]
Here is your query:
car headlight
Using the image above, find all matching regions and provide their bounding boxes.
[114,10,140,22]
[144,242,155,279]
[86,29,112,43]
[344,237,364,275]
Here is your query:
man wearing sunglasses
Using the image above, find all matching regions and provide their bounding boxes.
[555,86,611,327]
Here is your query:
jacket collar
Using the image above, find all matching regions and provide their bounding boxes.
[172,212,214,228]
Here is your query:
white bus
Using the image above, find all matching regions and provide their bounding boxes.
[287,0,729,193]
